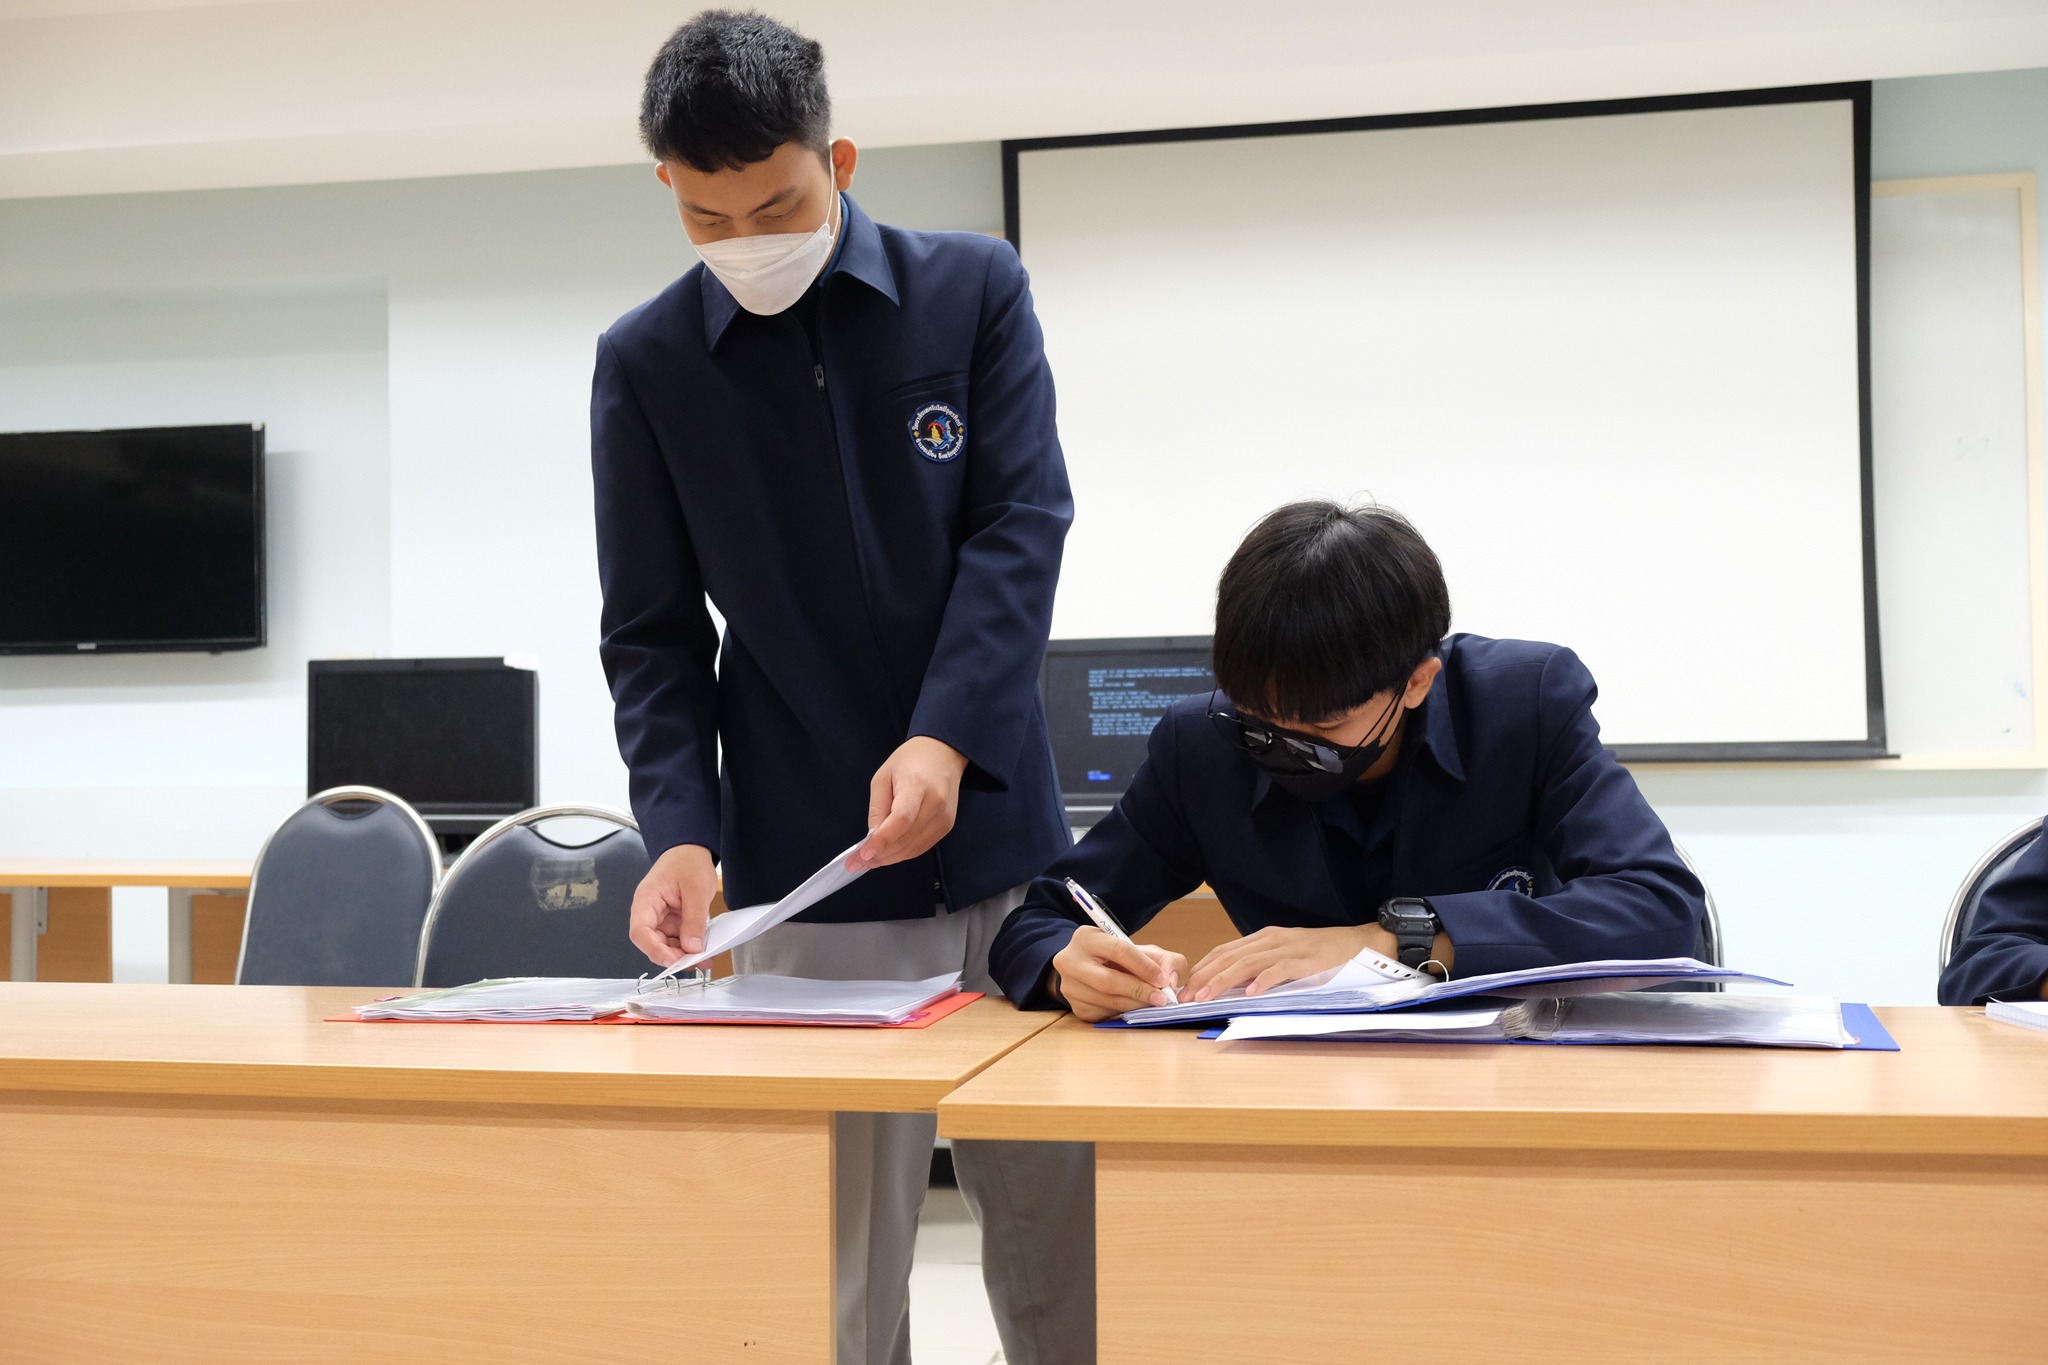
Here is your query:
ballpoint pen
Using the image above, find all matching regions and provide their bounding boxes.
[1064,877,1181,1006]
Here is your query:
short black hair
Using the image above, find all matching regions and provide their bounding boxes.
[640,10,831,172]
[1212,501,1452,723]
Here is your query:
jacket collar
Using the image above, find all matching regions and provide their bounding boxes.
[1246,643,1466,809]
[700,193,899,350]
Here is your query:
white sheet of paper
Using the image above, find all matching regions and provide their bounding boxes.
[654,840,868,978]
[1219,1007,1507,1042]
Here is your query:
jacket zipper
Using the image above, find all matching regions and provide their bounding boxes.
[812,353,948,908]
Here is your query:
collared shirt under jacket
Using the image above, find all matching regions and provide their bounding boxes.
[591,196,1074,921]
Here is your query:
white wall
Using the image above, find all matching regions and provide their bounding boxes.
[3,70,2048,1004]
[0,143,1001,863]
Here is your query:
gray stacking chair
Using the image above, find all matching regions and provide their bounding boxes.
[414,804,653,987]
[1938,817,2044,972]
[1672,840,1724,968]
[236,786,441,987]
[1662,839,1724,993]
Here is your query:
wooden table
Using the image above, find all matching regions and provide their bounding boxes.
[0,984,1057,1363]
[939,1007,2048,1364]
[0,860,253,983]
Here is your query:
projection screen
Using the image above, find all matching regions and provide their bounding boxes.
[1007,85,1879,759]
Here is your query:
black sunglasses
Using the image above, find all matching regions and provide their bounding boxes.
[1206,689,1404,774]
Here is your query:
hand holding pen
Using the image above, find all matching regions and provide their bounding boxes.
[1048,877,1190,1022]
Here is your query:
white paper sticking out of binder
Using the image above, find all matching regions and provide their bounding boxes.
[1218,993,1856,1049]
[626,972,963,1025]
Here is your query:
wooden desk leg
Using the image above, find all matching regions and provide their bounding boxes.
[1096,1142,2048,1365]
[6,887,44,982]
[167,888,194,983]
[0,1096,836,1364]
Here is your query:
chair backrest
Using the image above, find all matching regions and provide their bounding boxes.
[237,786,441,987]
[1938,817,2045,972]
[1670,840,1724,968]
[414,804,653,987]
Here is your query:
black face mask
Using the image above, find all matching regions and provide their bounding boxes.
[1212,690,1407,803]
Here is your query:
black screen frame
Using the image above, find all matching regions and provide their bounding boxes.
[1004,83,1887,764]
[306,657,540,817]
[0,422,267,656]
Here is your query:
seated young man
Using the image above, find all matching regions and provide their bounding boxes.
[1938,829,2048,1005]
[989,500,1707,1020]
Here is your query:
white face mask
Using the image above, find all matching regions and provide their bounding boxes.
[694,194,839,316]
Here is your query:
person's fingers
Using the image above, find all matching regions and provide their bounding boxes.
[677,895,711,956]
[629,899,682,967]
[867,762,892,832]
[1089,934,1176,987]
[1246,959,1312,997]
[859,781,931,867]
[1063,957,1168,1013]
[1137,945,1190,991]
[1192,949,1284,1002]
[1188,941,1262,998]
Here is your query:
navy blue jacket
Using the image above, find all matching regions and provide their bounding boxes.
[1938,824,2048,1005]
[989,635,1706,1006]
[591,197,1074,921]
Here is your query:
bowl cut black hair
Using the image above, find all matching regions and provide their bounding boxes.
[640,10,831,172]
[1213,500,1452,724]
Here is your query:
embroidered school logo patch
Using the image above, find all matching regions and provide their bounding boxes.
[1487,866,1535,896]
[909,402,966,462]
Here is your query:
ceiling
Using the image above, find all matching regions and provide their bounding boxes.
[4,0,2047,199]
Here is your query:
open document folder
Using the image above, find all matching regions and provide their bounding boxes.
[351,972,966,1026]
[1120,955,1787,1027]
[1217,993,1860,1049]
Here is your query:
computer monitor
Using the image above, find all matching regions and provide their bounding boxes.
[307,658,538,835]
[1042,637,1217,827]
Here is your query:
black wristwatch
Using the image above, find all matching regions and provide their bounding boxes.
[1377,897,1441,970]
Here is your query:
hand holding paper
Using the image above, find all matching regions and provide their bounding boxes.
[630,842,723,965]
[651,839,870,980]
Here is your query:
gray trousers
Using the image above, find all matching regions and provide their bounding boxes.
[733,885,1096,1365]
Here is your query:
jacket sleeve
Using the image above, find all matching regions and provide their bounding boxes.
[906,245,1075,790]
[1427,649,1705,976]
[989,714,1209,1007]
[591,332,724,860]
[1938,825,2048,1005]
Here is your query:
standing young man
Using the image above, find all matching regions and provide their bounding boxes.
[591,12,1091,1364]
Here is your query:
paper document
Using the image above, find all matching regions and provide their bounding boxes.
[1987,999,2048,1036]
[354,977,641,1022]
[626,972,962,1025]
[654,839,868,979]
[1219,1007,1508,1043]
[1216,992,1853,1048]
[1122,955,1789,1027]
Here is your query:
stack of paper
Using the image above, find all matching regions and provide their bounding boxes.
[1216,992,1856,1049]
[1122,955,1787,1027]
[354,977,640,1022]
[625,972,962,1025]
[1987,999,2048,1035]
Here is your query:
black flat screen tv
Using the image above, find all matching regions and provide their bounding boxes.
[0,423,266,654]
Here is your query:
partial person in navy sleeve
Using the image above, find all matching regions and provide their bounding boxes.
[590,13,1088,1365]
[1938,829,2048,1005]
[988,501,1707,1022]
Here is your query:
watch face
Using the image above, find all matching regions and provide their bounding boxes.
[1381,901,1432,934]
